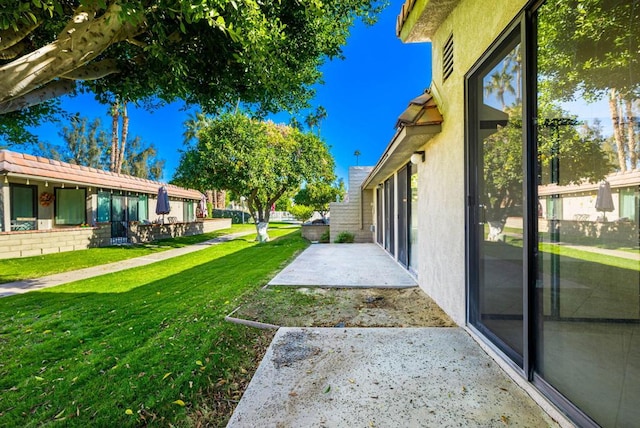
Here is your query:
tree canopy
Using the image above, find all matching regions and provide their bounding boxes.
[172,111,335,241]
[38,114,165,180]
[294,179,345,220]
[0,0,382,120]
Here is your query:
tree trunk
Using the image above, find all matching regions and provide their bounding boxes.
[487,220,506,242]
[609,88,627,172]
[110,101,119,171]
[626,98,637,170]
[117,101,129,174]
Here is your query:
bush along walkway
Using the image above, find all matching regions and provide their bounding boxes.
[0,229,257,298]
[0,228,308,427]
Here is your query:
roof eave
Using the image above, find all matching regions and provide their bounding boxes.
[397,0,461,43]
[361,123,441,190]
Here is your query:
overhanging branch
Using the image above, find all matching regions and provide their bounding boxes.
[0,80,75,115]
[61,59,120,80]
[0,21,40,51]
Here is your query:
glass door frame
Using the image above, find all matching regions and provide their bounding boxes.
[465,15,534,378]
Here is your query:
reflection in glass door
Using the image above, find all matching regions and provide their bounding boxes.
[535,1,640,425]
[468,28,524,365]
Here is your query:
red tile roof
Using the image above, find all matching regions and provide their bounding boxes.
[0,150,202,200]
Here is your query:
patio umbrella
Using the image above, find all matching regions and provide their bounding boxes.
[595,181,614,221]
[199,193,207,218]
[156,186,171,222]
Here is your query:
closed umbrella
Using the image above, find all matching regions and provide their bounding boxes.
[595,181,614,221]
[156,186,171,222]
[198,194,207,218]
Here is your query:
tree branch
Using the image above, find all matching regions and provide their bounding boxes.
[0,80,75,115]
[61,59,120,80]
[0,2,144,105]
[0,41,26,60]
[0,21,40,51]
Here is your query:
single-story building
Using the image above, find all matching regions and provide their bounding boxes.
[0,150,230,258]
[335,1,639,426]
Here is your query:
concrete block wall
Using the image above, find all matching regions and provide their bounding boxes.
[128,218,231,243]
[329,166,374,243]
[0,224,111,259]
[301,224,329,242]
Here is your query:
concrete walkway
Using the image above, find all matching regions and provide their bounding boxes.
[229,243,567,428]
[0,230,254,298]
[269,243,417,288]
[228,328,559,427]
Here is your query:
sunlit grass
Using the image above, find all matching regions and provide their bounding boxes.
[0,224,257,284]
[0,227,307,427]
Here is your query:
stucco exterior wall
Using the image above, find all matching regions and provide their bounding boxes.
[414,0,527,325]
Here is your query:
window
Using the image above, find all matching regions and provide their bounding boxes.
[138,194,148,222]
[55,188,86,225]
[619,187,638,221]
[97,191,111,222]
[10,184,37,230]
[183,200,194,222]
[127,195,139,222]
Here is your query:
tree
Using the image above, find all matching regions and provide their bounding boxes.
[537,0,639,171]
[173,112,335,242]
[38,114,164,180]
[354,149,361,165]
[294,179,346,220]
[0,0,382,119]
[43,115,108,168]
[0,100,64,148]
[289,204,316,223]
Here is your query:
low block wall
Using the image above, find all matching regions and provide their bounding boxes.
[0,224,111,259]
[128,218,231,243]
[301,224,329,242]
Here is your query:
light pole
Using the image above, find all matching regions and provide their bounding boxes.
[240,196,246,224]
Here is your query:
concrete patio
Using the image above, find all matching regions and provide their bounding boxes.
[227,243,569,427]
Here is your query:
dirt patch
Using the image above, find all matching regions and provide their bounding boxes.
[232,286,456,328]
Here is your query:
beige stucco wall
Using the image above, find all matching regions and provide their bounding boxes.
[412,0,527,325]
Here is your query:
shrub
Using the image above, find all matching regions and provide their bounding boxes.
[335,231,355,243]
[289,204,316,223]
[206,202,213,218]
[320,229,330,243]
[212,209,252,224]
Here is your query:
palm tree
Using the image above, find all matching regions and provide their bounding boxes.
[354,150,361,165]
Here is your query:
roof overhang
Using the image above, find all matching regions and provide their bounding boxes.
[362,91,443,190]
[0,150,203,200]
[397,0,461,43]
[362,124,441,190]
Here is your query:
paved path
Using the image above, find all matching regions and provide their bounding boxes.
[228,328,561,428]
[0,230,254,298]
[268,243,417,288]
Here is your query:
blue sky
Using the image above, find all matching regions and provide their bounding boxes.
[27,0,432,186]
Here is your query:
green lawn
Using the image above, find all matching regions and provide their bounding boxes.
[0,227,308,427]
[0,224,257,284]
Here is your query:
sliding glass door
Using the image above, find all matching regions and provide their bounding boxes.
[534,2,639,425]
[468,27,525,365]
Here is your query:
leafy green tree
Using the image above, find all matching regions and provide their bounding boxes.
[0,100,64,147]
[289,204,316,223]
[173,112,335,241]
[537,0,639,171]
[38,114,164,180]
[294,179,345,220]
[0,0,382,119]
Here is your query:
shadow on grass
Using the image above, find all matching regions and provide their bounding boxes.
[0,230,307,427]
